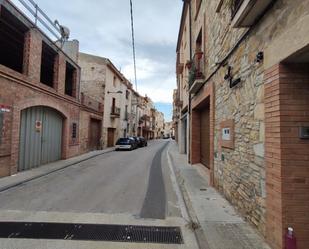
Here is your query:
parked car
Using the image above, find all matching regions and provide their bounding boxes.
[115,138,136,151]
[129,136,139,149]
[163,135,170,139]
[138,136,147,147]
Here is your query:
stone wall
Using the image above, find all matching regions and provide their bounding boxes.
[190,0,309,238]
[79,53,106,103]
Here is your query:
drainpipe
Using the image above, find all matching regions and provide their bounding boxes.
[187,0,192,163]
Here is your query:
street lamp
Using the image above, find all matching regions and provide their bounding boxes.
[107,90,123,94]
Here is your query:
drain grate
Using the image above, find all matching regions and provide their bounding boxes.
[0,222,183,244]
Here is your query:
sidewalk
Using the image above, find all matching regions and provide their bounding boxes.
[0,147,115,193]
[167,141,270,249]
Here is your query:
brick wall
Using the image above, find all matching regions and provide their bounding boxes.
[0,21,86,177]
[265,63,309,249]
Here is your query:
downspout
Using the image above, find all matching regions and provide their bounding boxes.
[188,0,192,163]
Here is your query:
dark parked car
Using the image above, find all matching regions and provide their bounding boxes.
[115,138,136,151]
[128,136,139,149]
[138,136,147,147]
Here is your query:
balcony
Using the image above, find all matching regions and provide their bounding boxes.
[231,0,274,28]
[110,106,120,118]
[141,114,150,121]
[189,51,205,94]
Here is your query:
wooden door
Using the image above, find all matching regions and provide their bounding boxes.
[107,128,115,147]
[89,119,101,150]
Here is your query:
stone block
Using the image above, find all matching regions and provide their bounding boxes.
[253,143,264,158]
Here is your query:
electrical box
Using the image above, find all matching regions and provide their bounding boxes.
[299,127,309,139]
[222,128,231,141]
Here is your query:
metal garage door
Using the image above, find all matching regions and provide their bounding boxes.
[200,108,210,168]
[18,106,63,171]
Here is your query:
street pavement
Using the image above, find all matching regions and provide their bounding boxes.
[0,140,173,216]
[0,140,198,249]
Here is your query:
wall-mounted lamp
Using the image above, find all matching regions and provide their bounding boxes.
[224,66,241,88]
[107,90,123,94]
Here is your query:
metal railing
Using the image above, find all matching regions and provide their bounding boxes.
[15,0,62,40]
[111,106,120,116]
[188,52,205,88]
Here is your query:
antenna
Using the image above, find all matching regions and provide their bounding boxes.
[54,20,70,47]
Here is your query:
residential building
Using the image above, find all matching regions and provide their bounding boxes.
[155,111,164,138]
[0,0,103,177]
[172,89,180,143]
[139,96,156,140]
[175,0,309,248]
[175,3,191,157]
[79,53,134,148]
[164,121,173,137]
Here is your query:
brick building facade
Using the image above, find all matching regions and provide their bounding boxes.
[174,0,309,248]
[0,1,102,177]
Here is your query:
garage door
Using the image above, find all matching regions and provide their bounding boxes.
[200,108,210,168]
[18,106,63,171]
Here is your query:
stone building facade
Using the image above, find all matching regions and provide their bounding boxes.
[174,0,309,248]
[0,0,102,177]
[79,53,161,146]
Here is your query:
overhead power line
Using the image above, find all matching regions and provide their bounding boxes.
[130,0,138,91]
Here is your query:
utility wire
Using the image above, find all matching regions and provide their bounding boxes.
[130,0,138,91]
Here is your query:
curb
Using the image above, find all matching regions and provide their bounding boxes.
[167,146,210,249]
[0,148,115,193]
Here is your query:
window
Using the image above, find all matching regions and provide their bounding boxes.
[113,76,116,87]
[126,90,130,99]
[196,29,202,52]
[40,42,57,87]
[0,7,28,73]
[65,62,77,97]
[72,123,77,139]
[195,0,202,18]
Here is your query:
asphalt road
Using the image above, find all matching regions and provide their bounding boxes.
[0,140,180,219]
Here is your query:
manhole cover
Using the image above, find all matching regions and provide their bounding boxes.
[0,222,183,244]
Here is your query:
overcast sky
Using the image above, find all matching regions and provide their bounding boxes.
[12,0,183,121]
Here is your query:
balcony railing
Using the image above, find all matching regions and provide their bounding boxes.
[188,51,205,93]
[110,106,120,118]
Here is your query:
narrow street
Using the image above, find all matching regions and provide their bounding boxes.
[0,140,197,248]
[0,140,179,217]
